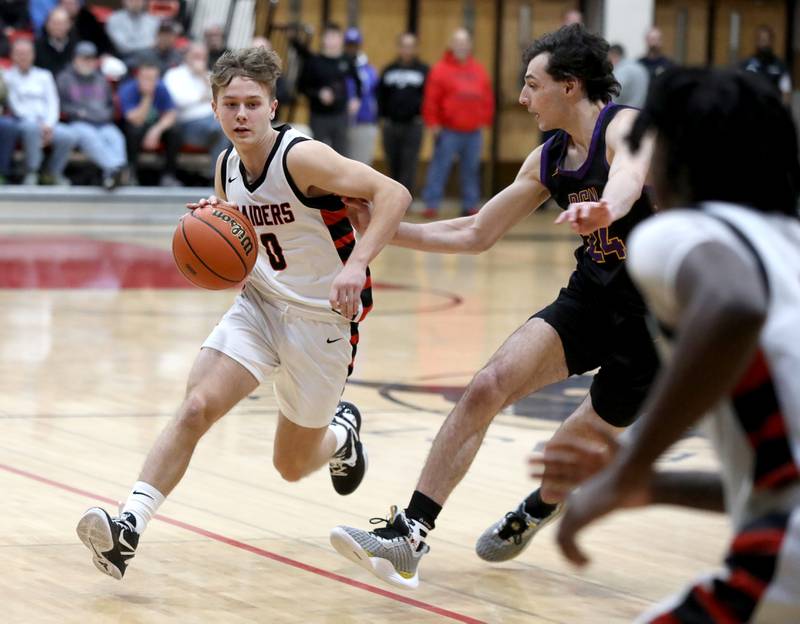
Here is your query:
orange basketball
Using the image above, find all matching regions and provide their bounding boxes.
[172,206,258,290]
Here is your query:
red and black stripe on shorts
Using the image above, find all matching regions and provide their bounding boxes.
[731,350,799,490]
[649,512,790,623]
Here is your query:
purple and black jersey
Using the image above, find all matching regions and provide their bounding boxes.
[540,103,654,301]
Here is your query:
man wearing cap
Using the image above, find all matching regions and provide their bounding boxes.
[57,40,128,189]
[343,27,379,165]
[149,20,183,75]
[297,22,361,154]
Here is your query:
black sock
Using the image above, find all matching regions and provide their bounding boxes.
[405,490,442,530]
[523,488,557,518]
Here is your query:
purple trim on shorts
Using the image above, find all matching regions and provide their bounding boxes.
[556,103,617,179]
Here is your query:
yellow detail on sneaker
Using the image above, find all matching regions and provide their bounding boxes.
[399,570,414,579]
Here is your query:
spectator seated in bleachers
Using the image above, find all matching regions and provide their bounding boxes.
[203,23,227,70]
[59,0,116,57]
[35,6,76,77]
[105,0,160,68]
[0,71,20,184]
[57,41,127,189]
[0,0,30,57]
[149,19,182,75]
[4,38,76,185]
[118,57,180,186]
[163,42,228,180]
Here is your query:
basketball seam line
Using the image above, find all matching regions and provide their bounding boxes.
[181,218,240,283]
[189,211,250,276]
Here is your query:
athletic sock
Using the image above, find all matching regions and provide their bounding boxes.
[405,490,442,532]
[523,488,558,519]
[328,419,349,453]
[121,481,165,534]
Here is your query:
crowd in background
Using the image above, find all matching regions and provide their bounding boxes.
[0,1,793,202]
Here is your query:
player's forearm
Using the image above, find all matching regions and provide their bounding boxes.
[390,218,484,253]
[650,470,725,512]
[601,167,646,222]
[347,184,410,267]
[617,294,765,474]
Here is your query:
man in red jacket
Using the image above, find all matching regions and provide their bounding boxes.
[421,28,494,217]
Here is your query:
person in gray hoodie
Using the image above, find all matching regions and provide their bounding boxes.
[57,40,127,189]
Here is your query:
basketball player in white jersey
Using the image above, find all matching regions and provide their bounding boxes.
[546,68,800,622]
[75,47,410,580]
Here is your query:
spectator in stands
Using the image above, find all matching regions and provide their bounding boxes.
[57,41,127,189]
[0,71,20,184]
[4,38,76,185]
[30,0,57,35]
[163,42,228,180]
[35,6,76,77]
[638,27,674,80]
[59,0,116,56]
[297,22,360,154]
[608,43,649,108]
[343,27,379,165]
[106,0,160,68]
[378,32,427,193]
[0,0,30,57]
[741,25,792,106]
[251,35,291,106]
[203,23,227,70]
[118,57,180,186]
[562,9,583,25]
[421,28,494,218]
[150,20,182,75]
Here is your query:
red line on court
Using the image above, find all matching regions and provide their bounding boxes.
[0,463,486,624]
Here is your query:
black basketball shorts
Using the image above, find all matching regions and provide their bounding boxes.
[532,270,660,427]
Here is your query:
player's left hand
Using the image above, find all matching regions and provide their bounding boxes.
[555,199,614,235]
[330,261,366,320]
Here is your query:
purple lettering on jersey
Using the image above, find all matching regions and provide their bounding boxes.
[270,204,283,225]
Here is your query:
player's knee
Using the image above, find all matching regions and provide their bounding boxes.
[176,393,214,437]
[272,455,307,482]
[465,366,506,413]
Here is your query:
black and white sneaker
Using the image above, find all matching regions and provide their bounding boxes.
[329,401,368,495]
[76,507,139,580]
[330,506,430,590]
[475,501,564,562]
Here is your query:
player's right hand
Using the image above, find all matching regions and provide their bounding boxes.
[185,195,238,212]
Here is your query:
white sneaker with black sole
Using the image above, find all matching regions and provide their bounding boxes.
[330,505,430,590]
[76,507,139,579]
[329,401,368,495]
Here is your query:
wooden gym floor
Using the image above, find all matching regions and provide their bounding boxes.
[0,197,728,623]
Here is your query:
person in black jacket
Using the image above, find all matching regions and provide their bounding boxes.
[34,6,76,77]
[297,22,360,154]
[378,32,427,193]
[60,0,116,57]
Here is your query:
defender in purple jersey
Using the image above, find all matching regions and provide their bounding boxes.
[329,24,659,588]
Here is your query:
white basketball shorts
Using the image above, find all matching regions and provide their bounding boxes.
[202,285,355,428]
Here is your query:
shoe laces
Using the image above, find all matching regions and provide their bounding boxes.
[369,506,408,541]
[496,510,531,543]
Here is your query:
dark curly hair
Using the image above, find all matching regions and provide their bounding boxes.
[523,24,620,103]
[628,67,800,216]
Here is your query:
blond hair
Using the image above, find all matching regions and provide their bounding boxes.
[210,47,282,100]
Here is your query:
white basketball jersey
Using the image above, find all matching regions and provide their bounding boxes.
[221,125,372,323]
[628,202,800,530]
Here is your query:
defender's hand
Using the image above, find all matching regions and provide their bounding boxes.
[341,196,372,234]
[186,195,238,212]
[330,261,366,320]
[555,199,614,235]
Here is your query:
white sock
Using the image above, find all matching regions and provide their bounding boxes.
[121,481,165,534]
[328,420,349,453]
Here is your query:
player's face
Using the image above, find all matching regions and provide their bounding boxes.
[213,77,278,147]
[519,53,571,131]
